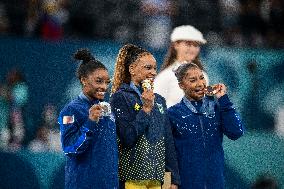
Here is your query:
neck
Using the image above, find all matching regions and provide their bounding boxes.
[176,56,188,63]
[131,80,140,86]
[83,91,95,101]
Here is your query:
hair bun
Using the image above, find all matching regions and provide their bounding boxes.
[74,48,93,62]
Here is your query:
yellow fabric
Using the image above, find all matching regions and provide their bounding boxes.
[125,180,161,189]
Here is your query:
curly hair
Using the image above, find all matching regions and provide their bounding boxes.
[160,41,204,72]
[73,48,107,82]
[111,44,151,94]
[174,62,201,83]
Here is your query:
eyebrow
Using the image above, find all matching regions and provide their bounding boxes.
[185,74,203,80]
[95,76,110,80]
[140,64,156,68]
[141,62,156,65]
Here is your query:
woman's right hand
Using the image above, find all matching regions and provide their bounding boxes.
[89,104,102,122]
[141,89,155,113]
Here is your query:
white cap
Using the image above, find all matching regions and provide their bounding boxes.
[170,25,207,44]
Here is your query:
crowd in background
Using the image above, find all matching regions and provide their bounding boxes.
[0,69,61,152]
[0,0,283,48]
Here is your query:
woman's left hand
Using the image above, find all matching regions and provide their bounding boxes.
[170,184,178,189]
[215,83,227,99]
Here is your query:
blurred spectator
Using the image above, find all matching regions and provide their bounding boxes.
[262,0,284,48]
[172,0,222,34]
[111,0,143,43]
[34,0,69,41]
[25,0,41,36]
[1,1,283,47]
[223,27,245,47]
[140,0,176,49]
[28,103,61,152]
[6,69,29,150]
[239,0,267,47]
[66,0,142,41]
[0,83,10,150]
[66,0,100,38]
[42,103,61,151]
[42,103,57,128]
[154,25,207,108]
[28,125,50,152]
[219,0,240,30]
[218,0,245,46]
[0,2,9,34]
[1,0,28,36]
[251,175,279,189]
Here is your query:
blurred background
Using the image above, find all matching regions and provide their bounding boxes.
[0,0,283,189]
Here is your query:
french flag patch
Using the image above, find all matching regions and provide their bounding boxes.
[63,115,74,124]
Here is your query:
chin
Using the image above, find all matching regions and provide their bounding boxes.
[94,91,106,100]
[194,95,204,101]
[95,96,105,100]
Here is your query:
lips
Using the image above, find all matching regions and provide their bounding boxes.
[193,89,205,96]
[146,77,154,81]
[96,91,106,96]
[194,88,205,93]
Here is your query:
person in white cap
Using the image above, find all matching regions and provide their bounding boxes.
[154,25,207,108]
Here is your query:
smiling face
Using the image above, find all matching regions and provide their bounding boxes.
[179,67,206,101]
[81,68,110,100]
[129,54,157,86]
[174,41,200,62]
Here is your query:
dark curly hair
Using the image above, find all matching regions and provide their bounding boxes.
[111,44,151,93]
[174,62,200,83]
[74,48,107,82]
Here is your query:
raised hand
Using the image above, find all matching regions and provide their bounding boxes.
[215,83,227,99]
[89,104,102,122]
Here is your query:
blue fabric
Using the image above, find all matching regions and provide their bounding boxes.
[110,83,180,185]
[58,93,118,189]
[168,94,244,189]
